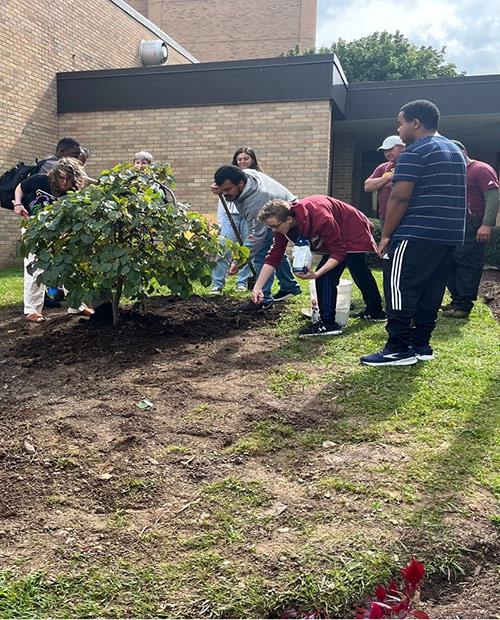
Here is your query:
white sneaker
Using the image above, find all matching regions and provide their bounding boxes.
[236,283,247,292]
[208,286,222,296]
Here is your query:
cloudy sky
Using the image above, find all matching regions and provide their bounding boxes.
[317,0,500,76]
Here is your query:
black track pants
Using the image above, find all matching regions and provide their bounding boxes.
[383,240,454,350]
[447,217,486,312]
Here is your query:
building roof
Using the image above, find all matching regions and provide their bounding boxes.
[57,53,500,159]
[57,54,347,116]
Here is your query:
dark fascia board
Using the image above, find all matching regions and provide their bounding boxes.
[57,54,348,118]
[347,74,500,120]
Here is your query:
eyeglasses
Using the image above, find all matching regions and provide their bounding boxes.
[267,219,286,230]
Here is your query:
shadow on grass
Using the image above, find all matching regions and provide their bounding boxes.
[402,371,499,535]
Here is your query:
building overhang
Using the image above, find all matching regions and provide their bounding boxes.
[338,74,500,158]
[57,54,348,117]
[56,55,500,161]
[346,74,500,120]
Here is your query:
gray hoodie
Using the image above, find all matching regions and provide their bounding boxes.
[233,169,297,254]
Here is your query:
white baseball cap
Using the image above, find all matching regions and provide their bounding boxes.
[377,135,405,151]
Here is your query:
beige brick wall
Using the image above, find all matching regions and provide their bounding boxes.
[58,100,332,214]
[127,0,317,61]
[332,134,355,204]
[0,0,193,266]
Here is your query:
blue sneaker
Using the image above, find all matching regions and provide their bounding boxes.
[414,345,434,361]
[360,346,417,366]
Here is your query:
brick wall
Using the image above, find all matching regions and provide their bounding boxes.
[0,0,193,267]
[58,100,332,214]
[127,0,317,61]
[331,134,355,204]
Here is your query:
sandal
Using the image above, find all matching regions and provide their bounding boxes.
[26,312,46,322]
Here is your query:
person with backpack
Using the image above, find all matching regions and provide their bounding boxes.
[37,137,82,174]
[14,157,91,322]
[0,137,81,211]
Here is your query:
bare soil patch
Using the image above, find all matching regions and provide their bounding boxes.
[0,296,287,569]
[0,294,498,617]
[479,268,500,320]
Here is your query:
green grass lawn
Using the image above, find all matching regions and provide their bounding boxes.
[0,266,498,618]
[0,266,23,308]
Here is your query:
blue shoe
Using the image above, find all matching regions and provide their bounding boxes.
[414,345,434,361]
[360,346,417,366]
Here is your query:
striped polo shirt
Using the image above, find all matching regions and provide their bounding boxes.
[391,135,466,245]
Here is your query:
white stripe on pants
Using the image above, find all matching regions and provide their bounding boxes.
[24,253,45,315]
[390,240,408,311]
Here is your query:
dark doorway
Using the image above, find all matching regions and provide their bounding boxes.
[358,150,385,217]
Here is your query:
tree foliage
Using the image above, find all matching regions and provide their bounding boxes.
[283,31,463,83]
[21,163,247,324]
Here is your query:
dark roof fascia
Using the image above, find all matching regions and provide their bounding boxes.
[57,54,348,117]
[346,74,500,120]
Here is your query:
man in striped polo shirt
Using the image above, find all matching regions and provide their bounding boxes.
[361,99,466,366]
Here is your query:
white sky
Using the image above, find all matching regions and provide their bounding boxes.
[317,0,500,76]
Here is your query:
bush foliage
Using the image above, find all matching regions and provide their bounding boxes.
[21,163,247,323]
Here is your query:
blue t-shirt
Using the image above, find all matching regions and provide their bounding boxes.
[391,135,466,245]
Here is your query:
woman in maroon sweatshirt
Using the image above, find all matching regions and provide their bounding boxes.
[251,195,383,336]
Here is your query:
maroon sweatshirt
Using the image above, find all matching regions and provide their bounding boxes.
[265,195,378,268]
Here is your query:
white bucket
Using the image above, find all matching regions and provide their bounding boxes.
[301,278,353,327]
[335,278,353,327]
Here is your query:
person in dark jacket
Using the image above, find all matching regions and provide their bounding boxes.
[13,158,92,322]
[252,195,382,336]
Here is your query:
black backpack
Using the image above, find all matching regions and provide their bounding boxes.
[0,160,47,210]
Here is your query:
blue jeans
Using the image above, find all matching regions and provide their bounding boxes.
[253,228,301,303]
[212,212,252,289]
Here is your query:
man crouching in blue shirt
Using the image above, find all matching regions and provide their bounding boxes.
[361,99,466,366]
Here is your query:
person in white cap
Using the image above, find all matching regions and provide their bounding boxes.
[364,135,405,229]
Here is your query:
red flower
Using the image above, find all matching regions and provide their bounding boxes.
[401,558,425,588]
[368,602,386,618]
[391,600,409,615]
[387,580,400,597]
[411,611,430,619]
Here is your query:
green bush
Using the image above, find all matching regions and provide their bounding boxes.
[22,163,248,324]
